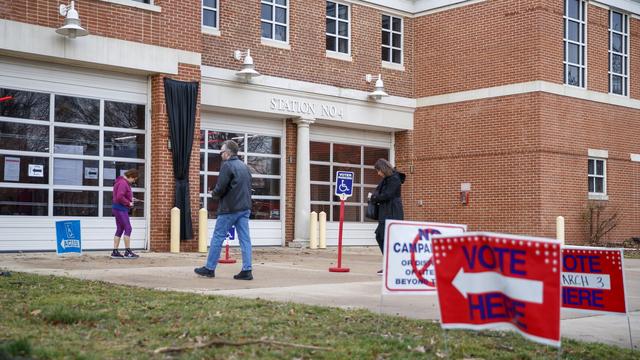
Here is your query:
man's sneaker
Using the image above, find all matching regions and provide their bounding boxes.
[194,266,215,278]
[123,249,139,259]
[233,270,253,280]
[377,269,383,276]
[110,250,124,259]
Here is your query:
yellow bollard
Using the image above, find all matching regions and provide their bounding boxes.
[556,216,565,246]
[309,211,318,249]
[198,208,208,253]
[170,207,180,253]
[318,211,327,249]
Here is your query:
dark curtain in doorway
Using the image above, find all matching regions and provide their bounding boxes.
[164,78,198,240]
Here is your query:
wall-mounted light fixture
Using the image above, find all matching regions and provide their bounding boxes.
[365,74,389,101]
[56,1,89,39]
[233,49,261,81]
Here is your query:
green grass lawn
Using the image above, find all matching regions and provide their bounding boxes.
[0,272,637,360]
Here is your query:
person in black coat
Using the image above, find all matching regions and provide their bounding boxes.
[371,159,406,263]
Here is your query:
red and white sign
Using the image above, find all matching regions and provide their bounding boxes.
[433,232,561,347]
[382,220,466,295]
[562,246,627,314]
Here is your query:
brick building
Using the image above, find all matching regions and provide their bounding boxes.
[0,0,638,252]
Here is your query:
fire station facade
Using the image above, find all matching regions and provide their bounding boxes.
[0,0,639,251]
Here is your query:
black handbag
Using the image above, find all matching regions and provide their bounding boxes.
[366,199,378,220]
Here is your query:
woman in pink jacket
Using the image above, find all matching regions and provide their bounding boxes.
[111,169,140,259]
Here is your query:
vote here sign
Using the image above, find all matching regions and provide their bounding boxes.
[433,232,561,347]
[382,220,467,295]
[562,246,627,314]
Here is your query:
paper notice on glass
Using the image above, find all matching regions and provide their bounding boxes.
[104,168,116,180]
[84,167,98,179]
[28,164,44,177]
[54,158,83,186]
[54,144,84,155]
[4,157,20,182]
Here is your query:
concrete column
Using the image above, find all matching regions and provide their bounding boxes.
[291,116,315,247]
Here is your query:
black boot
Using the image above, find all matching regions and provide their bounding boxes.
[233,270,253,280]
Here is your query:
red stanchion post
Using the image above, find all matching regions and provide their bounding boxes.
[329,195,350,272]
[218,239,236,264]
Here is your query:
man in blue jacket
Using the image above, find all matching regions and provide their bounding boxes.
[195,140,254,280]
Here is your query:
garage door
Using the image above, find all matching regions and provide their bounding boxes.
[200,112,284,246]
[0,57,149,251]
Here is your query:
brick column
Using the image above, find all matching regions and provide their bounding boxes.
[149,64,201,252]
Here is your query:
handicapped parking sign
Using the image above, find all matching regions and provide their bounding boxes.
[226,226,235,241]
[55,220,82,255]
[335,171,354,198]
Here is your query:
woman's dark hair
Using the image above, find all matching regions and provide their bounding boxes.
[124,168,139,180]
[374,158,394,177]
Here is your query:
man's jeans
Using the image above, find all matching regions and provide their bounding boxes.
[205,209,252,271]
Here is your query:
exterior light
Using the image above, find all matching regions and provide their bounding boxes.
[365,74,389,101]
[56,1,89,39]
[233,49,261,81]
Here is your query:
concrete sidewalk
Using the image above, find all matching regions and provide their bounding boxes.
[1,247,638,349]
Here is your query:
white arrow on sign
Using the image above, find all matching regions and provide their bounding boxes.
[60,239,66,249]
[452,268,543,304]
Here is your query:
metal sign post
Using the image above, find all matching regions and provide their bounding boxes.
[329,171,354,273]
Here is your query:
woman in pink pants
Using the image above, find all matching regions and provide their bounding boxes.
[110,169,140,259]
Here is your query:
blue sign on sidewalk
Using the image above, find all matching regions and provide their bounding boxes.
[226,226,236,241]
[335,171,354,197]
[55,220,82,255]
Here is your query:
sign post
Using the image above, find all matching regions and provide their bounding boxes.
[330,171,353,273]
[433,232,562,347]
[382,221,466,295]
[55,220,82,255]
[219,226,237,264]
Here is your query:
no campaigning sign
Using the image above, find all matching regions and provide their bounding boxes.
[433,232,561,347]
[382,220,467,295]
[562,246,627,314]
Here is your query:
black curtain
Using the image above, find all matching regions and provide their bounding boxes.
[164,78,198,240]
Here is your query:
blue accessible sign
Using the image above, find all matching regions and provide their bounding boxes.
[226,226,236,241]
[55,220,82,255]
[334,171,354,197]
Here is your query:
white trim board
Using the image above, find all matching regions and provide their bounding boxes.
[0,20,200,75]
[416,81,640,110]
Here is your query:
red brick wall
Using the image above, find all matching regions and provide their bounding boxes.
[285,119,297,243]
[3,0,201,53]
[414,0,563,98]
[404,92,640,245]
[201,0,414,97]
[588,5,609,93]
[149,63,201,251]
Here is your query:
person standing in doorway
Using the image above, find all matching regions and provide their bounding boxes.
[111,169,140,259]
[195,140,254,280]
[371,159,405,274]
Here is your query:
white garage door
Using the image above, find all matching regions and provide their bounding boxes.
[310,124,394,246]
[0,57,149,251]
[200,112,284,246]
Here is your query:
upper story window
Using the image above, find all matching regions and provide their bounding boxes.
[203,0,218,28]
[609,10,628,96]
[588,158,606,195]
[261,0,288,42]
[131,0,151,3]
[326,1,350,54]
[564,0,587,87]
[382,15,402,64]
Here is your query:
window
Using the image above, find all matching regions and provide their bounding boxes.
[564,0,587,87]
[261,0,288,42]
[588,158,606,195]
[0,88,146,217]
[326,1,350,54]
[609,10,628,96]
[202,0,218,28]
[131,0,151,3]
[382,15,402,64]
[310,141,389,222]
[200,130,282,220]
